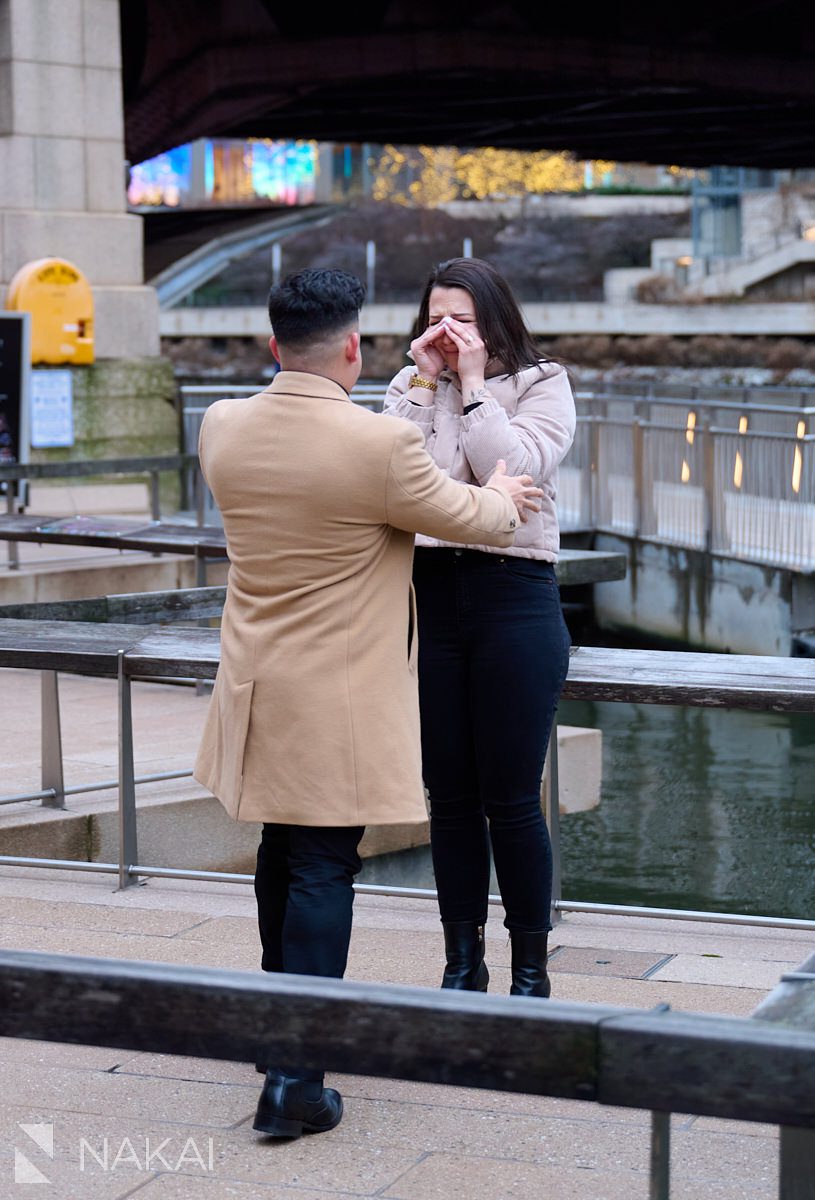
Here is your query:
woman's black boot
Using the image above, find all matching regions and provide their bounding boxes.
[441,920,489,991]
[509,929,551,997]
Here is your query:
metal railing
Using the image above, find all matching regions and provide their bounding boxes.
[3,646,815,934]
[579,380,815,408]
[562,390,815,570]
[177,380,815,570]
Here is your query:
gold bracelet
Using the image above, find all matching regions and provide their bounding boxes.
[409,374,438,393]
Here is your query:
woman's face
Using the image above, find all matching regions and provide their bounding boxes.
[427,286,480,373]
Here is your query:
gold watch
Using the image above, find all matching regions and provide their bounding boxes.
[409,374,438,392]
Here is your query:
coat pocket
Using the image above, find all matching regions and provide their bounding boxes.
[195,672,255,819]
[407,582,419,673]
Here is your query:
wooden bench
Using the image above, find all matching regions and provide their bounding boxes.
[0,514,227,584]
[0,539,626,625]
[0,453,217,571]
[0,507,623,590]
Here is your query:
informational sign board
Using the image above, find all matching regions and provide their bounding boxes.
[30,369,74,449]
[0,312,30,466]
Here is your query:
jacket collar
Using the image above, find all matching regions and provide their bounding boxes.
[265,371,351,403]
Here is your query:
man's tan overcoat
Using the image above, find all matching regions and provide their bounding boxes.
[193,371,518,827]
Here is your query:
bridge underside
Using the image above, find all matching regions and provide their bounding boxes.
[122,0,815,168]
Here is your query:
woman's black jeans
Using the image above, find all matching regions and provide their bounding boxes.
[413,547,571,934]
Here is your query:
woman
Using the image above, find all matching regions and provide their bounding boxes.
[383,257,576,997]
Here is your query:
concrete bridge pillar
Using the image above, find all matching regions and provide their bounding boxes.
[0,0,159,357]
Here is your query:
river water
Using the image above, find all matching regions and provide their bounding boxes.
[360,698,815,921]
[556,698,815,920]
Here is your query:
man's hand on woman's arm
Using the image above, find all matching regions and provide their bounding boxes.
[485,459,543,523]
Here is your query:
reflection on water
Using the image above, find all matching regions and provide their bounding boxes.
[359,702,815,920]
[558,699,815,920]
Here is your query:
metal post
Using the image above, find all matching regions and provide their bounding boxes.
[117,651,139,889]
[779,1128,815,1199]
[588,415,601,529]
[271,242,282,288]
[194,547,212,694]
[194,467,205,527]
[649,1110,671,1200]
[366,240,376,303]
[6,486,18,570]
[149,470,161,521]
[702,419,716,554]
[544,718,562,926]
[40,671,65,809]
[195,546,207,588]
[632,418,645,536]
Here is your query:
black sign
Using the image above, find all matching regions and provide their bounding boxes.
[0,315,27,466]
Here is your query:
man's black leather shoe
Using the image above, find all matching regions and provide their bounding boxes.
[253,1070,343,1138]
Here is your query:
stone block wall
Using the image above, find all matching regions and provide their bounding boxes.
[0,0,159,358]
[30,358,181,507]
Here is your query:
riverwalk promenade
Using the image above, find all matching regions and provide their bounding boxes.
[1,667,812,1198]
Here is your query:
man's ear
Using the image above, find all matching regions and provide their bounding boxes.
[345,331,361,363]
[269,335,281,364]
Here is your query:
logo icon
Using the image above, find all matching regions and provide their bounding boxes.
[14,1124,54,1184]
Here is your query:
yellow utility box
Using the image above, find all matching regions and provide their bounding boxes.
[6,257,95,364]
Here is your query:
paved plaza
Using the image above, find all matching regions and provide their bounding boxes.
[0,667,812,1199]
[0,864,808,1200]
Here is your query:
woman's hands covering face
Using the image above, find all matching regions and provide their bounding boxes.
[409,322,448,379]
[439,317,488,384]
[410,316,487,381]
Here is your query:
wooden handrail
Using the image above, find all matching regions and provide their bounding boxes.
[0,454,198,482]
[0,948,813,1129]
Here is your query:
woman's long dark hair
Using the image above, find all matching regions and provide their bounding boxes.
[414,257,546,379]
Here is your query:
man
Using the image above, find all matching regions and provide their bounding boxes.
[193,268,542,1140]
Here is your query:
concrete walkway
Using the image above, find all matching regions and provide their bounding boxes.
[0,866,809,1200]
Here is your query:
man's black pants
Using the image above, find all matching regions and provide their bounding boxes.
[254,822,365,1081]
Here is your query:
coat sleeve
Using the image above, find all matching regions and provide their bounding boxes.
[385,421,518,546]
[382,365,435,444]
[459,364,576,486]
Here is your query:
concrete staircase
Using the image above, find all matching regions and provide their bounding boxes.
[694,236,815,297]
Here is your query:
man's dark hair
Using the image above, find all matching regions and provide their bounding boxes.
[267,268,365,348]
